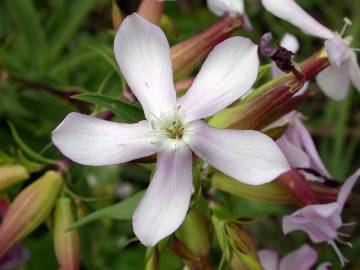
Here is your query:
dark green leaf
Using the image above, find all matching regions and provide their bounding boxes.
[8,122,57,164]
[72,93,144,123]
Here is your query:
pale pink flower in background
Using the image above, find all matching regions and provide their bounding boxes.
[274,112,331,182]
[282,168,360,267]
[52,13,289,246]
[207,0,244,17]
[262,0,360,100]
[207,0,253,31]
[258,244,331,270]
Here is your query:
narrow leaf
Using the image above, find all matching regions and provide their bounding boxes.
[72,93,144,123]
[8,122,57,164]
[68,191,144,230]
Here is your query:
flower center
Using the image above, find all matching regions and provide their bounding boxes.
[150,106,189,142]
[164,119,185,140]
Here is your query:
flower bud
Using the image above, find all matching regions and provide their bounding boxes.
[171,16,242,80]
[0,165,29,191]
[225,223,263,270]
[54,197,80,270]
[137,0,164,25]
[0,171,63,258]
[174,209,211,259]
[277,169,319,206]
[209,49,329,130]
[211,172,295,204]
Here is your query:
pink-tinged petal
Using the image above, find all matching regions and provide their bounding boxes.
[258,249,279,270]
[281,33,300,53]
[207,0,244,17]
[261,0,334,40]
[316,262,332,270]
[188,121,290,185]
[114,13,176,120]
[293,117,331,178]
[325,36,350,67]
[132,144,193,246]
[348,51,360,91]
[277,136,311,169]
[279,244,317,270]
[177,37,259,121]
[337,168,360,210]
[282,202,341,243]
[263,113,294,130]
[316,65,350,100]
[52,113,159,166]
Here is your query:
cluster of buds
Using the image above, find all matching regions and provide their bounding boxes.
[0,167,81,269]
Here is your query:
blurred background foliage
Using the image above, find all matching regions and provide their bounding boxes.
[0,0,359,269]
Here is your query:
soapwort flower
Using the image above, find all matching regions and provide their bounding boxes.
[258,244,331,270]
[282,169,360,267]
[207,0,244,17]
[206,0,253,31]
[271,112,331,182]
[52,13,289,246]
[262,0,360,100]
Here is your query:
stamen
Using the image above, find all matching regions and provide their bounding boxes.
[342,222,356,227]
[328,240,349,267]
[336,236,353,247]
[337,232,350,238]
[340,17,352,36]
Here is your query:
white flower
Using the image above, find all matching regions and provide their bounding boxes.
[52,13,289,246]
[207,0,244,17]
[262,0,360,100]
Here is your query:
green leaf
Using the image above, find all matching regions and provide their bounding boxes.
[5,0,47,68]
[72,93,144,123]
[0,150,13,164]
[49,0,99,60]
[8,122,57,164]
[69,191,144,230]
[86,44,121,76]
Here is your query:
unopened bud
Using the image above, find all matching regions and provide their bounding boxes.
[171,16,242,80]
[137,0,164,25]
[212,172,295,204]
[209,49,329,130]
[277,169,319,206]
[175,209,211,259]
[0,165,29,191]
[211,209,263,270]
[0,171,62,258]
[54,197,80,270]
[225,223,263,270]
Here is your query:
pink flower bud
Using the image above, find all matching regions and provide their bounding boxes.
[0,171,63,258]
[54,197,80,270]
[137,0,164,25]
[209,49,329,130]
[0,165,29,191]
